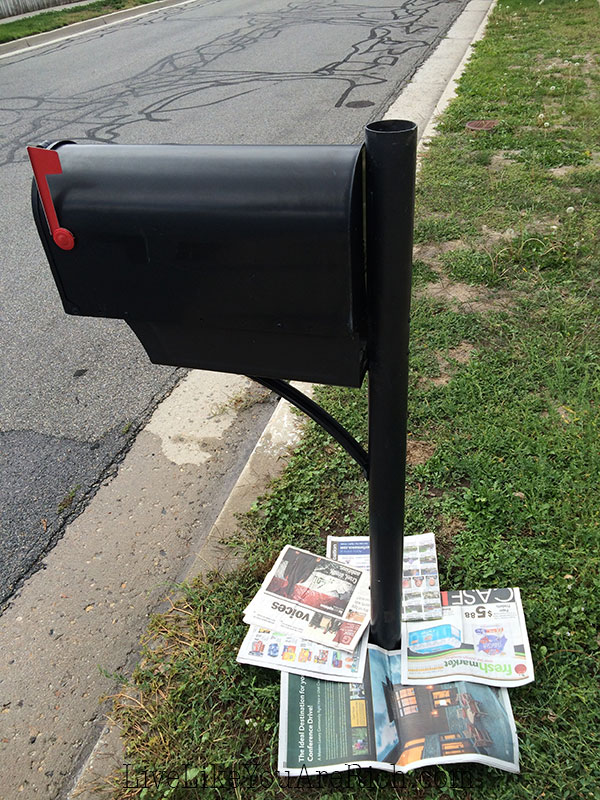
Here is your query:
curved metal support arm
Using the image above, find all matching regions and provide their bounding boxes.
[249,377,369,479]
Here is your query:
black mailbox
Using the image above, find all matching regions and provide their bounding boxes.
[30,142,367,387]
[29,121,419,650]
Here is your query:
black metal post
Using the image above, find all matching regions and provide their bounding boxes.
[365,120,417,650]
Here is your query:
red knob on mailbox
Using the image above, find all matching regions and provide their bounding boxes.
[27,146,75,251]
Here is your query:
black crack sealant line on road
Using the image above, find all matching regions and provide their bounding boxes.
[27,120,417,650]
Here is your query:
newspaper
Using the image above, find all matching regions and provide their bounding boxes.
[327,533,442,622]
[327,536,371,572]
[401,588,534,688]
[279,645,519,776]
[237,625,368,683]
[243,546,370,653]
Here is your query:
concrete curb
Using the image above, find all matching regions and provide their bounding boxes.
[385,0,497,147]
[69,385,313,798]
[67,0,497,795]
[0,0,198,58]
[181,382,314,582]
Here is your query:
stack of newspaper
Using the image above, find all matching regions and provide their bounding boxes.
[237,535,534,777]
[238,533,442,683]
[239,544,372,682]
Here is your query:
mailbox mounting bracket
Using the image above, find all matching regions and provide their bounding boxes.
[249,377,369,479]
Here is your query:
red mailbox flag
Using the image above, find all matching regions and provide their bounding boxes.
[27,146,75,251]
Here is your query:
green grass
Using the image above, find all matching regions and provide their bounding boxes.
[57,483,80,512]
[106,1,600,798]
[0,0,160,44]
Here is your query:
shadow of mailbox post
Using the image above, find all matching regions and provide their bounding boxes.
[28,119,417,651]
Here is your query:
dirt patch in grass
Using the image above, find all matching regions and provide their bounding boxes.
[480,224,517,244]
[413,240,465,270]
[548,165,577,177]
[489,151,519,171]
[447,342,476,364]
[436,515,465,559]
[556,404,578,423]
[406,439,436,466]
[420,341,476,388]
[418,277,513,313]
[426,372,451,388]
[418,278,479,304]
[525,212,562,233]
[437,341,476,373]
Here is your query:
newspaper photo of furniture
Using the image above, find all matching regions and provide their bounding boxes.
[279,646,519,776]
[400,588,534,687]
[243,545,370,652]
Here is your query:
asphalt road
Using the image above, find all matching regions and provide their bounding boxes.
[0,0,468,607]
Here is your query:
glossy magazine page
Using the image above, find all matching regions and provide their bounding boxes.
[279,646,519,776]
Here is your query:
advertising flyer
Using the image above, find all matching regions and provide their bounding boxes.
[243,546,370,653]
[401,588,534,688]
[327,536,371,573]
[237,625,368,683]
[279,646,519,776]
[327,533,442,622]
